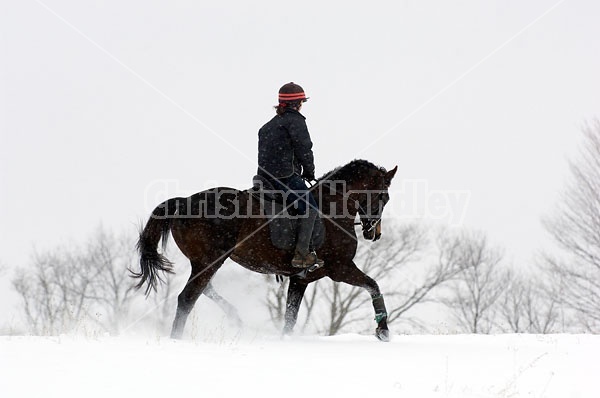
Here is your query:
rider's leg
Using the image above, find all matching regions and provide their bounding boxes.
[276,176,324,268]
[291,206,322,268]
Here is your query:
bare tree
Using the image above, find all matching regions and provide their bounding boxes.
[442,232,508,334]
[13,248,92,335]
[523,281,561,334]
[499,272,561,333]
[265,276,288,328]
[12,226,140,335]
[543,121,600,332]
[499,275,527,333]
[82,228,139,333]
[386,229,473,324]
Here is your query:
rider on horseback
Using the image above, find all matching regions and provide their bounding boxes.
[257,82,324,269]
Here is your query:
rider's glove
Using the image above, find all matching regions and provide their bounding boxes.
[302,170,315,182]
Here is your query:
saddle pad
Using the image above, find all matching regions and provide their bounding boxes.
[253,192,325,251]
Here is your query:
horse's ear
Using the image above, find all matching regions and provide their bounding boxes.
[385,166,398,182]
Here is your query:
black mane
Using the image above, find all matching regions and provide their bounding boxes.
[318,159,385,185]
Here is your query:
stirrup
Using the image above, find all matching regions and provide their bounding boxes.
[291,251,324,269]
[307,260,324,273]
[312,252,324,268]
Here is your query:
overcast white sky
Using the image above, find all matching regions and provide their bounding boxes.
[1,0,600,317]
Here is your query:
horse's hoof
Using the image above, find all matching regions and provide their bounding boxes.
[375,327,390,342]
[282,326,293,337]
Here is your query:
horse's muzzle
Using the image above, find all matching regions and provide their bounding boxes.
[373,221,382,241]
[363,219,382,241]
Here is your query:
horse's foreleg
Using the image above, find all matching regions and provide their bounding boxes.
[371,293,389,342]
[282,278,308,335]
[329,262,390,342]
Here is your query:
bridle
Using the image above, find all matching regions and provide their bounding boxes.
[357,204,382,232]
[355,177,387,240]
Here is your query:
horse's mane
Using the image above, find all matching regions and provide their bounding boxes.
[318,159,385,185]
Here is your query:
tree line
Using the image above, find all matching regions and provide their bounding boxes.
[7,122,600,336]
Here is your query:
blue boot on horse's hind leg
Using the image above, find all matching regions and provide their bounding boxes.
[291,208,325,268]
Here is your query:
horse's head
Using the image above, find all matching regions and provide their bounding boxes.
[319,160,398,241]
[356,165,398,242]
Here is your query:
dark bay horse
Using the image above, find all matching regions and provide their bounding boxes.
[133,159,398,341]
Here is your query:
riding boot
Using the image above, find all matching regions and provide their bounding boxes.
[291,209,325,268]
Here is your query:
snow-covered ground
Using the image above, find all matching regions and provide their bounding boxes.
[0,333,596,398]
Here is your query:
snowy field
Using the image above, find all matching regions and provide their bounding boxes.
[1,333,596,398]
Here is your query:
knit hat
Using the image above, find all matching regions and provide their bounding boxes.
[278,82,309,103]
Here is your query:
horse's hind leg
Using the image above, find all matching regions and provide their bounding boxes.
[171,258,224,339]
[283,278,308,335]
[203,281,243,327]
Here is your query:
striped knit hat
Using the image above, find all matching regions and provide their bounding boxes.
[278,82,309,103]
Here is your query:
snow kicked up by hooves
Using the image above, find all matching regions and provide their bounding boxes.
[0,333,596,398]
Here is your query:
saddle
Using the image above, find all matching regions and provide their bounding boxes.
[250,175,325,251]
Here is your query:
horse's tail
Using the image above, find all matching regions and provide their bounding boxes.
[132,198,183,296]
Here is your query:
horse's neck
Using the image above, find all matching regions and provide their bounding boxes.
[316,182,358,221]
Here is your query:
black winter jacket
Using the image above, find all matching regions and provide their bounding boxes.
[257,108,315,179]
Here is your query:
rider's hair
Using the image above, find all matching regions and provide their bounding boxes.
[275,100,303,115]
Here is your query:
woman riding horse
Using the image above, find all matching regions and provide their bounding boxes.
[133,85,398,341]
[134,158,397,341]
